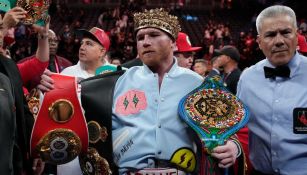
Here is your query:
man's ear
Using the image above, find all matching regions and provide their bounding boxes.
[100,47,106,57]
[0,14,3,24]
[256,35,262,50]
[171,40,177,51]
[0,15,3,32]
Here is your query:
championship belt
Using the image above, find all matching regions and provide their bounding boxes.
[79,147,112,175]
[26,88,41,120]
[30,74,88,165]
[16,0,49,26]
[80,70,125,175]
[178,76,249,174]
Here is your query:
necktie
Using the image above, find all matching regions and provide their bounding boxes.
[263,65,290,79]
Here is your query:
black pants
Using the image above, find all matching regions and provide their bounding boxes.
[251,169,274,175]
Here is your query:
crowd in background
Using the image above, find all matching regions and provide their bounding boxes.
[1,1,307,174]
[2,0,307,71]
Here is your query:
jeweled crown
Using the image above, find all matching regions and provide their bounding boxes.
[134,8,181,39]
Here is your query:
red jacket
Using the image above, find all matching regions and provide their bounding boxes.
[17,58,48,85]
[18,55,72,92]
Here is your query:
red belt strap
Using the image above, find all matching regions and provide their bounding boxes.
[30,74,88,164]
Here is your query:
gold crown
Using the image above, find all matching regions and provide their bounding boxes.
[134,8,181,39]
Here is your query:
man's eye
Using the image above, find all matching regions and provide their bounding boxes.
[137,36,144,41]
[86,42,93,46]
[265,33,276,37]
[150,34,159,37]
[281,31,291,36]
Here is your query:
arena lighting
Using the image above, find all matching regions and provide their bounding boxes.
[182,14,198,21]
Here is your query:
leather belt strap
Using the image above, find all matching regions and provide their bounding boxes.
[81,70,125,174]
[30,74,88,164]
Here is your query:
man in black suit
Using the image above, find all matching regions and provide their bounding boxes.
[0,54,36,175]
[207,45,242,94]
[0,72,16,175]
[0,7,44,175]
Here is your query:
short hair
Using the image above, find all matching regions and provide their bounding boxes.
[210,56,218,64]
[194,59,208,65]
[256,5,297,34]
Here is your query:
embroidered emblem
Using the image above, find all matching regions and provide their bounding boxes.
[133,94,139,107]
[293,108,307,134]
[123,97,129,109]
[115,90,147,116]
[170,148,196,172]
[298,111,307,125]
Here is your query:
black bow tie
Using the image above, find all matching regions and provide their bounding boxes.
[264,65,290,79]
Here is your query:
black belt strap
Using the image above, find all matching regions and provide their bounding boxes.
[81,70,125,174]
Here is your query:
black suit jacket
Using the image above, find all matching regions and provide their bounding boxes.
[81,70,125,174]
[0,55,34,174]
[0,73,15,175]
[207,68,242,94]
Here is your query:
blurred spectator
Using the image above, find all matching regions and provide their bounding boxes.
[62,24,72,40]
[3,0,306,72]
[14,23,26,41]
[193,59,211,77]
[203,44,215,61]
[56,27,110,79]
[72,20,83,39]
[58,33,79,64]
[111,57,122,66]
[98,9,108,29]
[175,32,202,69]
[299,19,307,33]
[18,29,72,91]
[115,14,128,33]
[297,34,307,56]
[208,45,241,94]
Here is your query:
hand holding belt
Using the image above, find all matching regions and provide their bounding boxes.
[178,76,249,174]
[30,74,88,164]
